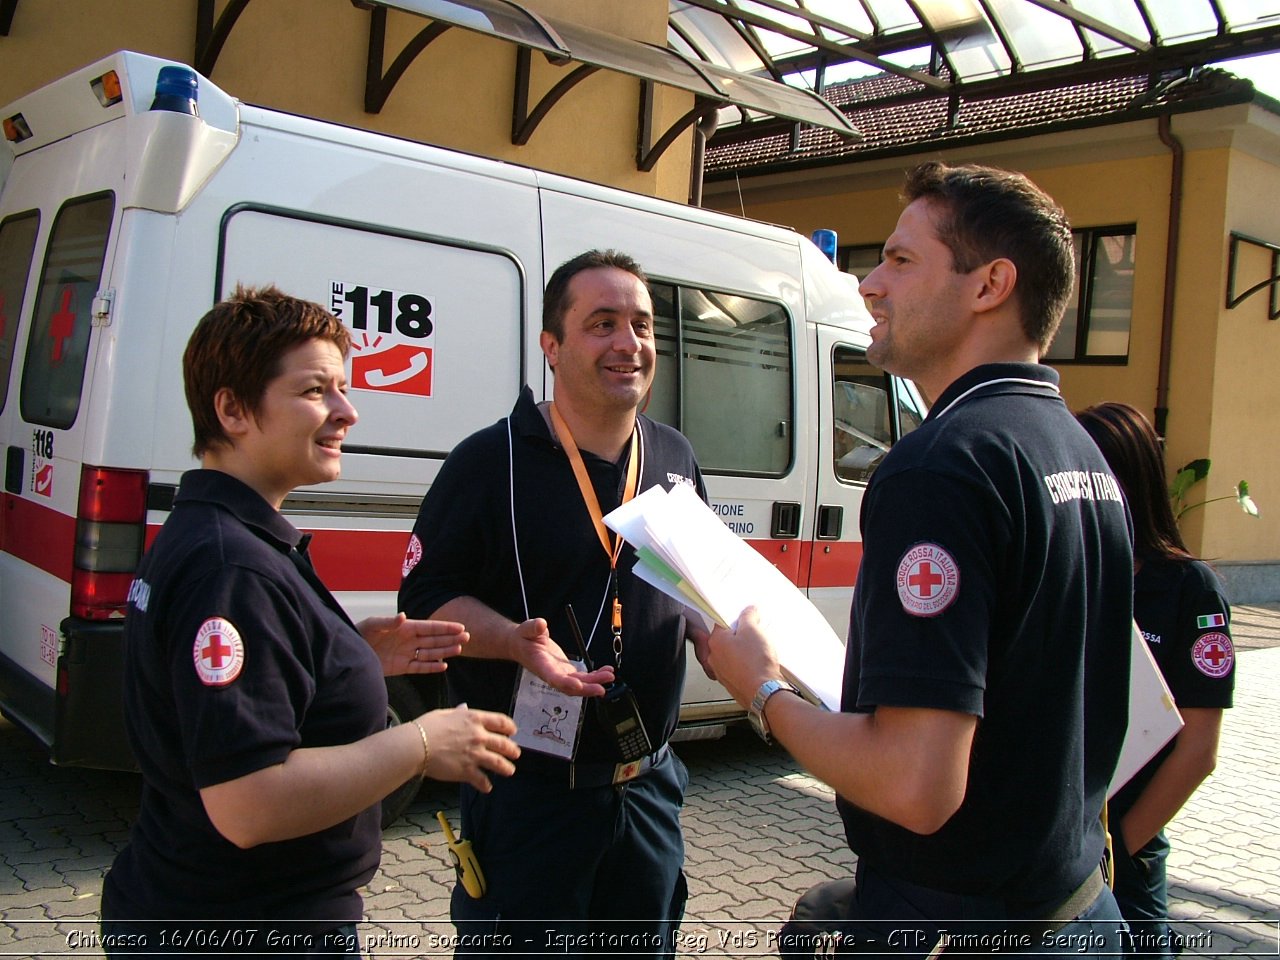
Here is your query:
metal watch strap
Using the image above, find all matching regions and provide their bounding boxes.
[749,679,797,744]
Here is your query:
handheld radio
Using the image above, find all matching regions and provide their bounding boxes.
[564,605,653,763]
[435,810,486,898]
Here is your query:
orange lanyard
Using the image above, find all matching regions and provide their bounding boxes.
[549,403,639,654]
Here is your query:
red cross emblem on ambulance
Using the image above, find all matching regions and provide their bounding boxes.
[193,617,246,686]
[896,543,960,617]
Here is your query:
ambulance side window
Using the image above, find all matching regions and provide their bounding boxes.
[832,346,893,485]
[20,193,114,430]
[650,283,792,476]
[894,378,926,437]
[0,210,40,415]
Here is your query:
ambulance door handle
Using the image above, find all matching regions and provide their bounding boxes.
[4,446,21,494]
[771,501,801,539]
[816,504,843,541]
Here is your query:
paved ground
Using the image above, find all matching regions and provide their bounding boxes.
[2,605,1278,957]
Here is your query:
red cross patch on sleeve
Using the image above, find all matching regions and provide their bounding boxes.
[193,617,246,687]
[896,543,960,617]
[402,533,423,579]
[1191,632,1234,678]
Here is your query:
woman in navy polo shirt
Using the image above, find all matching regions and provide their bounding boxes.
[101,286,519,956]
[1077,402,1235,959]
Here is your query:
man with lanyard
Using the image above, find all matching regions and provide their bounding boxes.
[399,249,706,955]
[700,162,1134,957]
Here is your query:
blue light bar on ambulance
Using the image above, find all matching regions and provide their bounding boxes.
[149,65,199,117]
[812,229,838,265]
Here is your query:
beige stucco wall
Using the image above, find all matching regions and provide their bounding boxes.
[1194,146,1280,562]
[703,109,1280,567]
[0,0,694,200]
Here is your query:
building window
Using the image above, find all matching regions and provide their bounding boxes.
[1045,226,1136,363]
[838,244,882,283]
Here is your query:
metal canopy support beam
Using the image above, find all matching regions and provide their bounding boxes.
[512,46,599,144]
[724,0,872,43]
[675,0,948,92]
[195,0,252,77]
[1021,0,1153,53]
[637,82,720,172]
[364,5,454,113]
[975,0,1021,74]
[1226,233,1280,320]
[362,0,859,169]
[903,0,962,88]
[0,0,18,37]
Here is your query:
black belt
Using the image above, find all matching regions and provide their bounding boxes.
[516,743,669,789]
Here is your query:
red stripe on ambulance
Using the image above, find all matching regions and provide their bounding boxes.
[1,493,75,581]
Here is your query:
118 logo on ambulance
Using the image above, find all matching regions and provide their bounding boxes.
[330,281,435,398]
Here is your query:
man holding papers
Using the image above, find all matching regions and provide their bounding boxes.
[399,250,705,956]
[704,162,1134,957]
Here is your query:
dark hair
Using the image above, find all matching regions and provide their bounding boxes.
[1076,401,1192,563]
[542,249,649,341]
[184,284,350,457]
[901,161,1075,353]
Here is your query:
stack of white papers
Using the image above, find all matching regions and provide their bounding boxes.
[604,484,845,710]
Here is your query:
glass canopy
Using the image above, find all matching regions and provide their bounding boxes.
[668,0,1280,129]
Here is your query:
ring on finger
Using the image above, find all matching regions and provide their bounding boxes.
[414,647,423,662]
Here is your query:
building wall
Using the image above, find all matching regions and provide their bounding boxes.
[0,0,694,201]
[1202,146,1280,564]
[703,108,1280,586]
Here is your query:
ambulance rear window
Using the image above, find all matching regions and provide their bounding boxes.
[0,210,40,415]
[20,193,114,429]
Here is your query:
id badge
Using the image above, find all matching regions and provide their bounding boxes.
[511,662,586,759]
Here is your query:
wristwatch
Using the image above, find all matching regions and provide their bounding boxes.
[748,678,798,744]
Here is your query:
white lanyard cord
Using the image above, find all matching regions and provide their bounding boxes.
[507,413,646,659]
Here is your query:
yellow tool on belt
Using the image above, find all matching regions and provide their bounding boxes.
[436,810,486,899]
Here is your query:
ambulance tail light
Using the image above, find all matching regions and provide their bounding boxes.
[71,466,149,620]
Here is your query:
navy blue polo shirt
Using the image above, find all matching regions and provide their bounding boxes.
[1111,555,1235,816]
[102,470,385,926]
[839,363,1133,906]
[398,386,705,765]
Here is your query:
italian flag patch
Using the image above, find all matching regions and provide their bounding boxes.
[1197,613,1226,629]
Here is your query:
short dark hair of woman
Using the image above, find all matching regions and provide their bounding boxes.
[183,284,350,458]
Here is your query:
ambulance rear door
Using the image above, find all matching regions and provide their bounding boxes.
[0,124,123,753]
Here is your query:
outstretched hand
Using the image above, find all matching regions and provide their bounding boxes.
[419,705,521,793]
[359,613,467,677]
[511,618,615,697]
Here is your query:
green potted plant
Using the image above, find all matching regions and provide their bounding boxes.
[1169,458,1259,521]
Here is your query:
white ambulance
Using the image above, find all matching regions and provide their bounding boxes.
[0,53,924,794]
